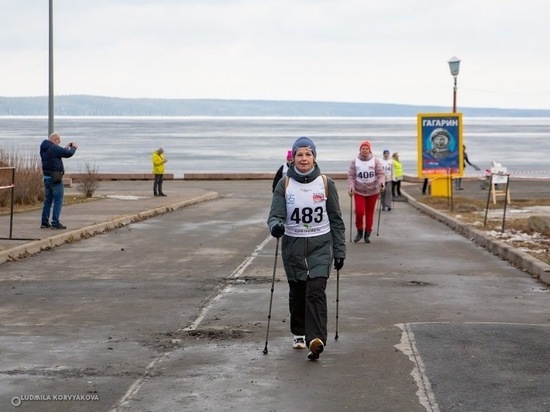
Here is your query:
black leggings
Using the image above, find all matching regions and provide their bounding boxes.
[392,180,402,196]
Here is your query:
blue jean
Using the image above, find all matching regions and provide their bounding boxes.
[41,178,64,225]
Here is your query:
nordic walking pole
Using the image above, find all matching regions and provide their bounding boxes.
[376,191,383,236]
[263,237,280,355]
[349,194,353,243]
[335,268,340,340]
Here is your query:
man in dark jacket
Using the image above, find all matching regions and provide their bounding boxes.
[455,145,480,190]
[267,136,346,361]
[40,132,78,229]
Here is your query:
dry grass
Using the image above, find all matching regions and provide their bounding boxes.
[418,196,550,265]
[0,147,43,207]
[0,147,101,215]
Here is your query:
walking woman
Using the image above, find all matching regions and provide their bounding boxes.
[380,149,393,211]
[347,140,385,243]
[267,136,346,361]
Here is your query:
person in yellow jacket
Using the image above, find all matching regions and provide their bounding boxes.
[152,147,168,196]
[392,152,403,198]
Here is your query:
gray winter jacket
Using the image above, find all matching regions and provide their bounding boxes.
[267,164,346,282]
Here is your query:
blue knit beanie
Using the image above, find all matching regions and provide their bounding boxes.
[292,136,317,158]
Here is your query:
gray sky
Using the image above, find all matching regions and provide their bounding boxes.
[2,0,550,109]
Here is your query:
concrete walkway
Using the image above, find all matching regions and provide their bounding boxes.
[2,178,548,283]
[0,181,218,265]
[402,178,550,284]
[1,178,550,411]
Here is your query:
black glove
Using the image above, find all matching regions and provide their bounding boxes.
[334,258,344,270]
[270,223,285,238]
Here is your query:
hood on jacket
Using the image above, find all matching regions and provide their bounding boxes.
[40,139,55,153]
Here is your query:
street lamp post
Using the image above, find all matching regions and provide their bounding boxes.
[48,0,54,136]
[448,56,462,198]
[448,56,461,113]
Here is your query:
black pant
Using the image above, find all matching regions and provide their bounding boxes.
[153,174,164,195]
[288,277,328,345]
[422,178,429,194]
[392,180,402,196]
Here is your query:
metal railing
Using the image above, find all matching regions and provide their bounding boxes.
[0,166,39,241]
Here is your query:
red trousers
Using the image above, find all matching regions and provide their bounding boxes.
[354,193,378,232]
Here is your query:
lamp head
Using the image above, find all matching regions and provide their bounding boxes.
[448,56,461,76]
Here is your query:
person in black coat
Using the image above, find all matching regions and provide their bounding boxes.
[271,150,293,192]
[455,145,480,190]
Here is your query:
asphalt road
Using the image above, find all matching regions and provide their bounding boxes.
[1,180,550,411]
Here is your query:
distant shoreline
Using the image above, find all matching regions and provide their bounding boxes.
[2,95,550,117]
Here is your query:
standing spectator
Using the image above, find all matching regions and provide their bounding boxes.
[380,149,393,211]
[40,132,78,229]
[272,150,293,192]
[347,140,385,243]
[152,147,167,196]
[267,136,346,361]
[392,152,403,198]
[421,178,429,195]
[455,145,480,190]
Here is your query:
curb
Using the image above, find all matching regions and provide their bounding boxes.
[0,191,219,265]
[403,191,550,286]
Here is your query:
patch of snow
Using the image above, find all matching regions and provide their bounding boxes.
[487,229,545,244]
[106,195,148,201]
[477,205,550,219]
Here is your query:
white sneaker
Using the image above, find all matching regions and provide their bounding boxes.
[293,336,306,349]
